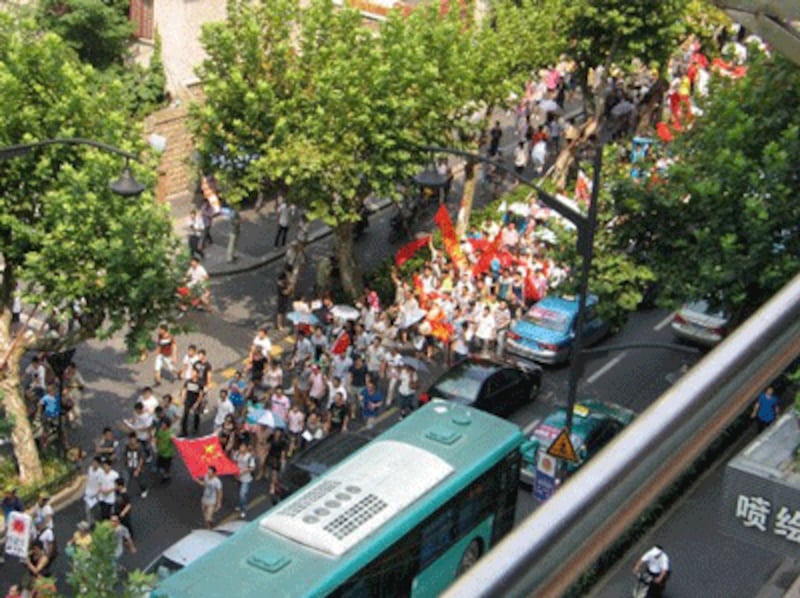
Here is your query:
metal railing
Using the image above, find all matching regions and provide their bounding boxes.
[444,272,800,598]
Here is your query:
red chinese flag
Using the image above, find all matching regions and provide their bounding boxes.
[395,236,430,267]
[472,231,503,277]
[413,274,428,309]
[433,205,465,265]
[331,330,350,355]
[656,122,674,143]
[173,435,239,479]
[429,318,454,343]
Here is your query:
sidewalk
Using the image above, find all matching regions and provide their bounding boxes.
[169,190,391,278]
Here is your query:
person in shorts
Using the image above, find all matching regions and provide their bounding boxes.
[195,466,223,528]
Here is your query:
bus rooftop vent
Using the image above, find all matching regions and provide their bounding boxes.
[425,426,462,445]
[247,551,291,573]
[260,440,454,556]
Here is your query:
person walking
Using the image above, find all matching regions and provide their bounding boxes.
[153,323,177,387]
[155,418,176,483]
[195,466,223,529]
[514,141,528,176]
[488,121,503,157]
[110,514,136,563]
[274,198,293,247]
[180,369,204,438]
[97,458,119,521]
[113,478,134,539]
[234,443,256,519]
[360,378,384,430]
[122,432,148,499]
[187,209,205,259]
[751,386,780,431]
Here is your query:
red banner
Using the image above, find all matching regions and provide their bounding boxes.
[433,205,465,266]
[395,236,431,267]
[173,435,239,479]
[331,330,351,355]
[472,231,503,277]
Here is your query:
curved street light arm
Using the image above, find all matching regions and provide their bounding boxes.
[0,137,139,162]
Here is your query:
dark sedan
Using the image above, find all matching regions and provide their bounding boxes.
[420,357,542,417]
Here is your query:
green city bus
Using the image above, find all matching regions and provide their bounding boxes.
[154,400,523,597]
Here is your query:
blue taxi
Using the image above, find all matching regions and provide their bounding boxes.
[505,295,609,364]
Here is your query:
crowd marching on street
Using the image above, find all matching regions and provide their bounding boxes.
[1,27,757,595]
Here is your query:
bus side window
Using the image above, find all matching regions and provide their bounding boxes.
[419,509,454,569]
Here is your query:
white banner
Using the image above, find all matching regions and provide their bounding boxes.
[4,512,31,559]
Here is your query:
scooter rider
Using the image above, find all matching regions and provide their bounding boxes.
[633,544,670,597]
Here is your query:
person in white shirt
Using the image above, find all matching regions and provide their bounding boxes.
[633,545,670,596]
[186,257,212,311]
[397,364,419,417]
[383,348,404,406]
[475,305,497,353]
[139,387,160,416]
[180,344,199,382]
[213,389,235,431]
[274,197,294,247]
[97,459,120,520]
[83,457,104,524]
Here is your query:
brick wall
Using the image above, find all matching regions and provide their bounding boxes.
[144,91,202,202]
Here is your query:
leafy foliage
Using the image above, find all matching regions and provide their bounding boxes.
[611,53,800,322]
[0,15,184,353]
[67,521,155,597]
[37,0,132,71]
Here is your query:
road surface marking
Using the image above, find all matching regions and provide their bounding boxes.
[523,417,542,434]
[654,313,675,331]
[586,351,628,384]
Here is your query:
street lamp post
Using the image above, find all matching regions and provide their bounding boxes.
[1,136,147,457]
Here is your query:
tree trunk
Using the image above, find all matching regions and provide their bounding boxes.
[335,222,363,300]
[634,78,669,136]
[0,310,44,484]
[455,159,477,238]
[548,116,599,190]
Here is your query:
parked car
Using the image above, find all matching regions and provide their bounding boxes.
[144,520,248,582]
[670,300,730,348]
[521,399,636,501]
[506,295,609,365]
[273,431,373,502]
[420,357,542,418]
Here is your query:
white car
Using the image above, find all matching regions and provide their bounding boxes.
[670,300,729,347]
[144,520,247,582]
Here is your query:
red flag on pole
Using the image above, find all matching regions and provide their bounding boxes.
[433,205,465,265]
[472,231,503,277]
[395,236,431,267]
[330,330,350,355]
[173,435,239,479]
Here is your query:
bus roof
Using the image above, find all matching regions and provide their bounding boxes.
[154,401,523,598]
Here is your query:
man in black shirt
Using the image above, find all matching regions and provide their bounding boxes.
[181,369,204,437]
[192,349,213,390]
[328,392,349,434]
[123,432,148,499]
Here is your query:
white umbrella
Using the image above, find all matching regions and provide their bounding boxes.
[399,308,427,329]
[257,410,286,429]
[508,202,531,217]
[331,304,360,321]
[539,99,561,114]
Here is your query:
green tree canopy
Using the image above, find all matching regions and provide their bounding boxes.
[37,0,132,71]
[0,15,183,482]
[611,52,800,323]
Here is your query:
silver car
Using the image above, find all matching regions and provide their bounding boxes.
[670,300,729,347]
[144,520,247,582]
